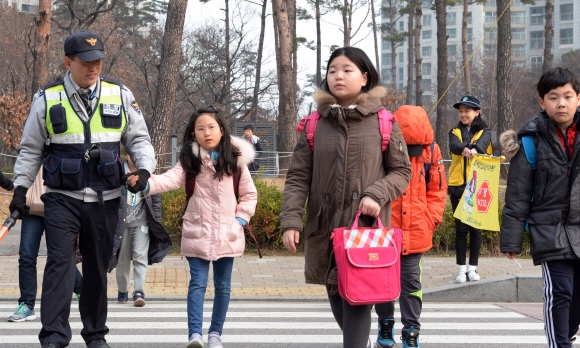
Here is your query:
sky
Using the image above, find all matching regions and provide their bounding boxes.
[185,0,376,91]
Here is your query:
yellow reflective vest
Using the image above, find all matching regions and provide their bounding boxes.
[448,128,492,187]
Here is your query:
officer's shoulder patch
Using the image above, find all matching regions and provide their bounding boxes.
[130,100,141,114]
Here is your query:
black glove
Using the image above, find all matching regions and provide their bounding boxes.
[121,169,150,193]
[9,186,29,216]
[0,172,13,191]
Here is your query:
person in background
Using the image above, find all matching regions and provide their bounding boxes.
[279,47,411,348]
[374,105,448,348]
[6,169,83,323]
[243,125,263,173]
[9,31,155,348]
[447,95,492,283]
[108,152,171,307]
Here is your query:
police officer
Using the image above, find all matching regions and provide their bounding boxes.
[9,31,156,348]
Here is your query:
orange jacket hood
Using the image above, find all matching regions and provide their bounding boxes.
[394,105,434,146]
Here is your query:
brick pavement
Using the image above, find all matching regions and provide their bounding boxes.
[0,222,541,299]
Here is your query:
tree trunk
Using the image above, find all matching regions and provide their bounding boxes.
[496,0,514,152]
[371,0,380,78]
[31,0,52,98]
[462,0,472,94]
[342,0,351,46]
[149,0,187,159]
[414,0,422,107]
[406,0,415,104]
[272,0,296,171]
[435,0,448,156]
[250,0,268,121]
[224,0,231,118]
[542,0,553,73]
[316,0,322,86]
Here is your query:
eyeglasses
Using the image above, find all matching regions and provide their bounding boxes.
[209,105,219,114]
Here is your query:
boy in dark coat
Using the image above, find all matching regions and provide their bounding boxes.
[500,67,580,348]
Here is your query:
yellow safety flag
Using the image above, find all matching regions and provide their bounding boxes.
[453,154,502,231]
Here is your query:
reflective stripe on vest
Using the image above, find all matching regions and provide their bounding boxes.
[448,128,492,186]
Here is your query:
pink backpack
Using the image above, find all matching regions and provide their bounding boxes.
[296,109,395,152]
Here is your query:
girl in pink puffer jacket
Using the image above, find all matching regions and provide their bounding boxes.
[128,106,257,348]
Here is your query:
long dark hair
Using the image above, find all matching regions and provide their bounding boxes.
[320,46,380,94]
[179,106,240,180]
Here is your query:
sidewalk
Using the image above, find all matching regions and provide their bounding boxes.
[0,222,541,300]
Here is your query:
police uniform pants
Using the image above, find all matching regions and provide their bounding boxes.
[38,193,120,347]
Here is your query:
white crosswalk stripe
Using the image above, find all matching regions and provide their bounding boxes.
[0,300,548,347]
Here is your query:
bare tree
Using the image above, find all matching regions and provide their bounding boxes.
[272,0,297,170]
[149,0,187,157]
[381,0,406,88]
[31,0,52,96]
[496,0,513,150]
[406,0,414,104]
[247,0,269,120]
[435,0,448,156]
[370,0,380,75]
[542,0,553,73]
[414,0,422,106]
[51,0,119,34]
[461,0,471,94]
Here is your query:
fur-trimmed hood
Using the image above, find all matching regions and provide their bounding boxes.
[313,86,389,117]
[191,136,255,167]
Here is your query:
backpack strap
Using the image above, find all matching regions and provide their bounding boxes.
[185,175,196,203]
[377,109,394,152]
[424,141,435,184]
[521,135,538,232]
[296,111,321,152]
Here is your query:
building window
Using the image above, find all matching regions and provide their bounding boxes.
[468,44,473,55]
[530,56,543,68]
[448,45,457,57]
[422,46,432,57]
[512,0,525,6]
[422,1,430,8]
[399,82,404,90]
[399,68,404,80]
[467,28,473,42]
[468,12,472,25]
[561,4,573,21]
[530,31,544,49]
[484,44,496,56]
[512,44,526,57]
[382,69,393,80]
[530,7,545,25]
[423,14,432,27]
[486,28,498,41]
[423,79,432,90]
[511,11,525,24]
[382,53,392,65]
[422,30,432,40]
[22,4,38,12]
[447,28,457,40]
[511,28,525,41]
[446,13,456,26]
[486,0,496,6]
[485,12,496,23]
[399,52,404,63]
[422,63,431,75]
[561,28,574,45]
[399,21,405,31]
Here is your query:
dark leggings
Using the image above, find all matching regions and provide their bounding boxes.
[327,286,371,348]
[450,192,482,266]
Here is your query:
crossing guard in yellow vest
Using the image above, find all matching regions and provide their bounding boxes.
[9,31,156,348]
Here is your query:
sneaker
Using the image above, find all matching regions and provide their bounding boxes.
[133,291,146,307]
[208,331,223,348]
[8,302,36,322]
[187,333,203,348]
[456,271,466,283]
[401,326,420,348]
[376,318,395,348]
[118,291,128,304]
[467,269,480,281]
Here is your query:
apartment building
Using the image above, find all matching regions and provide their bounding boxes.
[381,0,580,100]
[1,0,39,13]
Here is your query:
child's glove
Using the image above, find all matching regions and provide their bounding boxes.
[122,169,150,193]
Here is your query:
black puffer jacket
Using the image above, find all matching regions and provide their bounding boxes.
[107,188,172,272]
[500,111,580,265]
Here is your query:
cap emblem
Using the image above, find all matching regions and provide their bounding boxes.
[86,38,98,46]
[463,97,469,101]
